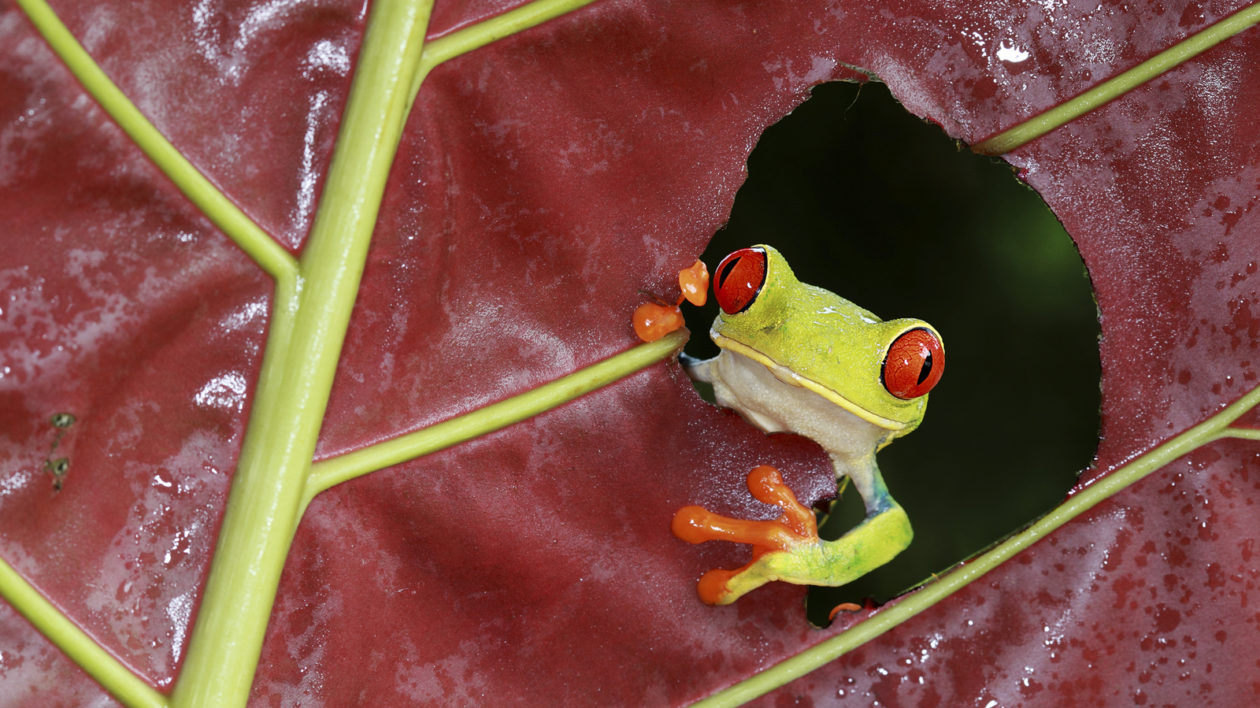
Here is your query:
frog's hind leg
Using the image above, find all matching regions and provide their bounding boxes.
[813,454,913,584]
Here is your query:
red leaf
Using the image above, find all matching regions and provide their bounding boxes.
[2,0,1258,704]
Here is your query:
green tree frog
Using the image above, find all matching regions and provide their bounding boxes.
[672,245,943,605]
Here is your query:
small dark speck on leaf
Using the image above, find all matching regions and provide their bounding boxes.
[50,412,76,428]
[43,457,69,491]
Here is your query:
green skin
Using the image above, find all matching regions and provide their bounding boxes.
[684,245,941,603]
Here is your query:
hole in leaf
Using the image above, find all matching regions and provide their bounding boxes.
[680,81,1100,626]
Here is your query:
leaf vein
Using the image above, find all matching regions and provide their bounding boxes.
[973,2,1260,155]
[14,0,299,283]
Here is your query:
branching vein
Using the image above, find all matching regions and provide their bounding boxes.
[14,0,299,283]
[973,3,1260,155]
[410,0,604,104]
[305,329,687,503]
[696,381,1260,706]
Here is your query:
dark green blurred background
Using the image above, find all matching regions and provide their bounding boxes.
[679,81,1101,624]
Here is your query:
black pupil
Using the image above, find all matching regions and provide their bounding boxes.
[916,352,933,385]
[716,256,741,289]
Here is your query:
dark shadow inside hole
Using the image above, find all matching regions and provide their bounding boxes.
[681,81,1100,626]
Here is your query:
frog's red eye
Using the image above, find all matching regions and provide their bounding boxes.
[882,328,944,400]
[714,247,767,314]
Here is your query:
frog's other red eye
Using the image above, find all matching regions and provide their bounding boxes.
[714,247,767,314]
[882,328,944,400]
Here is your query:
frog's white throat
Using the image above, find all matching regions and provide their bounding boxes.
[710,334,906,433]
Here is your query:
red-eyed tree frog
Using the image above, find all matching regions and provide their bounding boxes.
[671,245,944,606]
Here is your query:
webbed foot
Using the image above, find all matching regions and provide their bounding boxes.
[672,465,912,605]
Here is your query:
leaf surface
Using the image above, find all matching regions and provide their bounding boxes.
[1,0,1258,705]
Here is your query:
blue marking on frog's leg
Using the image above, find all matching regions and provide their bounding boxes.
[794,453,913,584]
[837,453,900,516]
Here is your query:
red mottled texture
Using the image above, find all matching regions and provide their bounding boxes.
[258,369,836,704]
[1015,24,1260,475]
[0,601,111,706]
[1,0,1258,705]
[773,442,1260,706]
[766,11,1260,707]
[45,0,368,252]
[1,7,270,691]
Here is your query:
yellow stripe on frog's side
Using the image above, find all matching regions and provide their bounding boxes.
[712,333,907,432]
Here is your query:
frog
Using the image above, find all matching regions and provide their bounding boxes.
[671,245,943,605]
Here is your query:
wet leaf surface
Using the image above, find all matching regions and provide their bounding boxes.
[1,0,1257,704]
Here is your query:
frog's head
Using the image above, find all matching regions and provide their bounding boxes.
[709,245,943,438]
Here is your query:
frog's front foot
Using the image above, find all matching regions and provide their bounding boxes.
[672,466,912,605]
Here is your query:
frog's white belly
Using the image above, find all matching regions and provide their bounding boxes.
[703,349,888,472]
